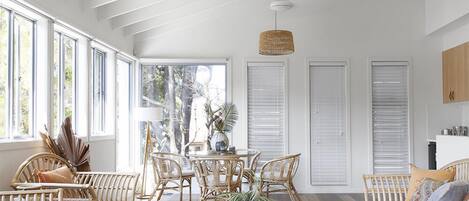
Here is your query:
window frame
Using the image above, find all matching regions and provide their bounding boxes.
[91,47,107,136]
[52,30,77,136]
[367,57,414,174]
[0,6,37,140]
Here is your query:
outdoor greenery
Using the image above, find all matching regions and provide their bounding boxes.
[141,64,225,155]
[0,8,34,137]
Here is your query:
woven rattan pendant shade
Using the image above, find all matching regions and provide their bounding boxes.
[259,30,294,55]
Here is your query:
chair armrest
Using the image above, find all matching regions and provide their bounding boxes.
[13,182,91,190]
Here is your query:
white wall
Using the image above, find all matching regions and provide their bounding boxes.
[425,0,469,35]
[134,0,443,193]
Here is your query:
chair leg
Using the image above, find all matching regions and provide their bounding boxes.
[148,180,160,201]
[286,185,296,201]
[188,178,192,201]
[157,182,167,201]
[179,179,183,201]
[266,184,270,198]
[291,184,301,201]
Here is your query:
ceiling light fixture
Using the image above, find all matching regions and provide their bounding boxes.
[259,0,294,56]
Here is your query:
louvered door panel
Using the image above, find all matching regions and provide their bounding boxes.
[247,62,286,164]
[371,61,410,174]
[310,63,347,185]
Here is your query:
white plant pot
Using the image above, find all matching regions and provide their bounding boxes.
[210,131,229,152]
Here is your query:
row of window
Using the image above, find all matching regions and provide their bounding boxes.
[0,4,134,140]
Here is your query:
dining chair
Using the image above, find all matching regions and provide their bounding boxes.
[0,189,64,201]
[149,152,193,201]
[258,153,301,201]
[242,150,261,190]
[191,158,245,200]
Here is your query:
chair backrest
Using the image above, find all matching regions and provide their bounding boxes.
[75,172,139,201]
[248,150,261,172]
[362,158,469,201]
[441,158,469,182]
[11,152,76,185]
[260,153,300,182]
[151,152,189,181]
[0,189,64,201]
[191,158,244,192]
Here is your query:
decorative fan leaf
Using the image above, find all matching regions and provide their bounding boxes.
[57,117,91,171]
[40,131,64,158]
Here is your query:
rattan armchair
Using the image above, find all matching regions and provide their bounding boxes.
[148,152,193,201]
[258,153,301,201]
[0,189,64,201]
[191,158,244,201]
[11,152,139,201]
[363,158,469,201]
[242,150,261,190]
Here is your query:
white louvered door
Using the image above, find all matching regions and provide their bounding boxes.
[247,61,286,164]
[371,61,410,174]
[310,61,348,185]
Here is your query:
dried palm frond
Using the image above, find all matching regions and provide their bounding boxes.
[57,117,91,171]
[39,131,64,158]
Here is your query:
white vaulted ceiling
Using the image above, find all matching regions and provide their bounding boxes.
[85,0,241,43]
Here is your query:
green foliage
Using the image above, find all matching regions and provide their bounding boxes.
[205,102,238,135]
[219,190,272,201]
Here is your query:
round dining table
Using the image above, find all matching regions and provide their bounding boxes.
[187,149,257,158]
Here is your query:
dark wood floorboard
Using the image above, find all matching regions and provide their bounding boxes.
[157,193,365,201]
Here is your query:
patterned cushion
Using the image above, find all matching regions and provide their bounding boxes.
[405,164,456,201]
[409,178,446,201]
[428,181,469,201]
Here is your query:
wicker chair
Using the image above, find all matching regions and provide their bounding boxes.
[258,153,301,201]
[363,158,469,201]
[191,158,244,201]
[148,152,193,201]
[11,152,139,201]
[0,189,64,201]
[242,150,261,190]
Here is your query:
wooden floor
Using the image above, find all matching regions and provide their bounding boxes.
[159,193,365,201]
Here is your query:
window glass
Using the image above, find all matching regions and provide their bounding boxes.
[63,36,74,120]
[92,49,106,135]
[52,32,60,135]
[0,8,8,138]
[139,64,226,157]
[12,14,33,137]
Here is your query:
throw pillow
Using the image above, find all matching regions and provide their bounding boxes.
[405,164,456,201]
[463,193,469,201]
[427,181,469,201]
[36,166,74,183]
[409,178,446,201]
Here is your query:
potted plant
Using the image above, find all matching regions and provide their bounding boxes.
[218,178,272,201]
[204,102,238,152]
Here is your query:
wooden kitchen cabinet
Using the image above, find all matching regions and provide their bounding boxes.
[442,42,469,103]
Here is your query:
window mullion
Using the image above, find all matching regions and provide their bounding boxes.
[7,10,14,140]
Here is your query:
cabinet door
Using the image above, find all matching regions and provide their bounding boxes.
[442,45,463,103]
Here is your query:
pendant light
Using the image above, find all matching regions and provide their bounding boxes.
[259,0,294,56]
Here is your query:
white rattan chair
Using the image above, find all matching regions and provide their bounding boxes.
[242,150,261,190]
[191,158,244,201]
[148,152,193,201]
[0,189,64,201]
[11,153,139,201]
[258,153,301,201]
[363,158,469,201]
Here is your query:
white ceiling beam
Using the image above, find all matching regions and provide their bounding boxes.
[123,0,233,36]
[133,0,238,42]
[97,0,164,20]
[86,0,118,8]
[110,0,193,29]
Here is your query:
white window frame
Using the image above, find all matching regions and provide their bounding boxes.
[51,30,77,136]
[367,57,414,174]
[306,58,351,187]
[135,58,232,165]
[243,57,289,157]
[91,47,107,136]
[0,5,37,141]
[115,54,135,171]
